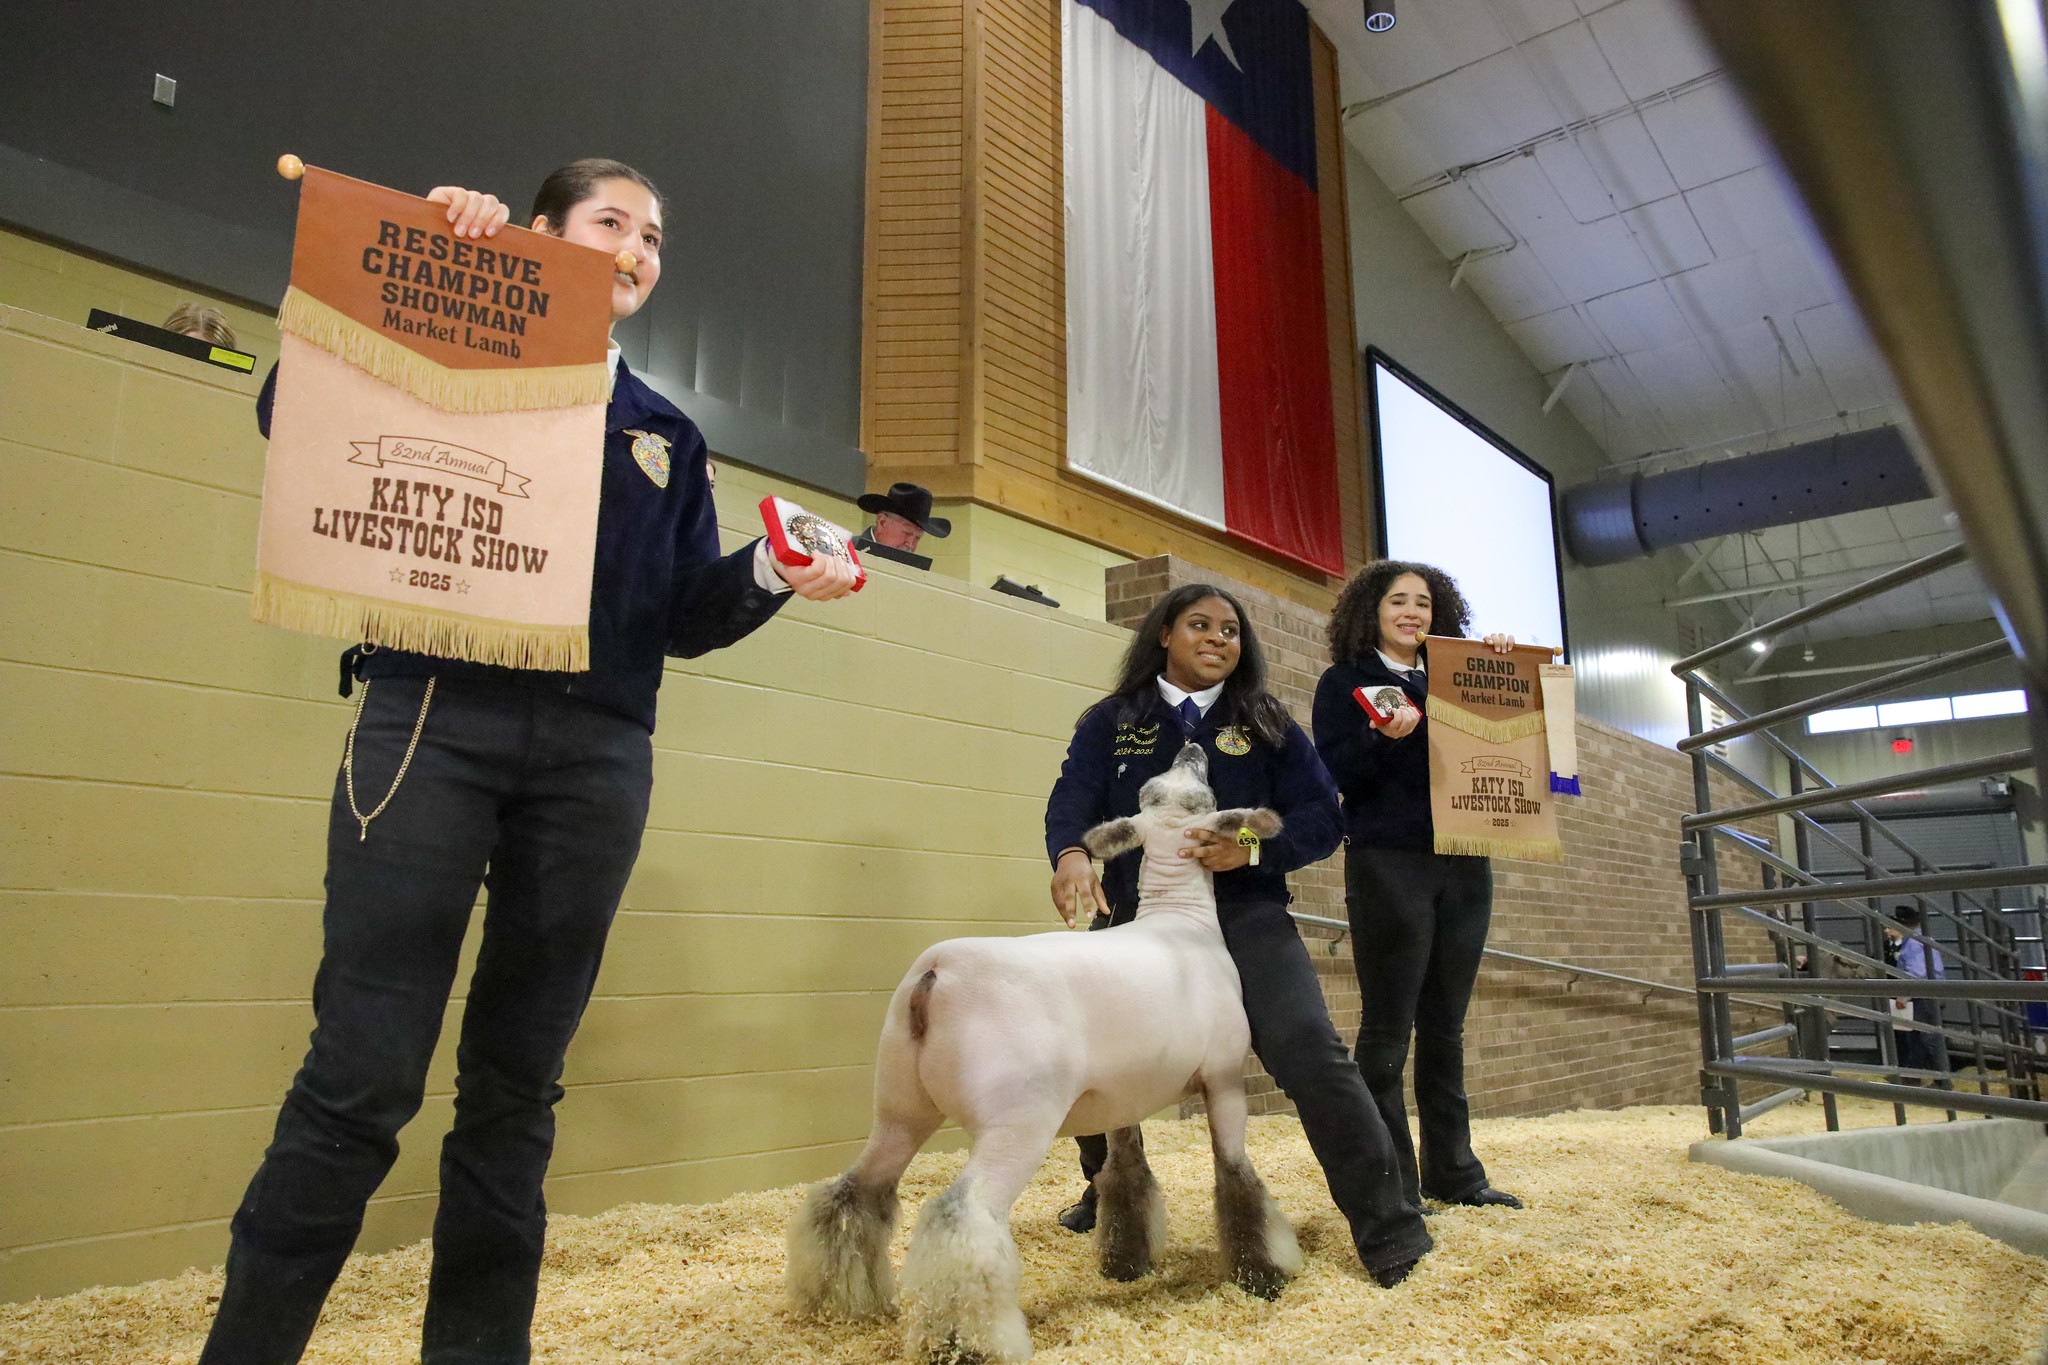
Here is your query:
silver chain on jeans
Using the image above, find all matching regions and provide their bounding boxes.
[342,677,436,841]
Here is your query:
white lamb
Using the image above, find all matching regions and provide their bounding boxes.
[787,741,1300,1363]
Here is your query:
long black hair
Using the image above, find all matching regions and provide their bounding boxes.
[1094,584,1292,747]
[1327,559,1473,668]
[530,158,665,233]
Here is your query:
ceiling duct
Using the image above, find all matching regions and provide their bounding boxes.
[1561,425,1930,566]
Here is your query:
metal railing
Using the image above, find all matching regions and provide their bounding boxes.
[1672,543,2047,1139]
[1288,910,1781,1011]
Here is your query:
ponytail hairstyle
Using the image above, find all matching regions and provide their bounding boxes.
[1326,559,1473,668]
[530,158,665,234]
[1092,584,1292,748]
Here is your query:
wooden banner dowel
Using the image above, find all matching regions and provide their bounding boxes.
[277,154,305,180]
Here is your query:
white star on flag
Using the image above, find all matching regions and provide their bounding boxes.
[1185,0,1242,70]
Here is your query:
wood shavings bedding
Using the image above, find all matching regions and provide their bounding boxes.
[4,1101,2041,1364]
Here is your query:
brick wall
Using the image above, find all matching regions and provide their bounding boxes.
[0,303,1137,1300]
[1106,556,1782,1121]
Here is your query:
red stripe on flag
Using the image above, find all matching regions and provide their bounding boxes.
[1204,104,1345,577]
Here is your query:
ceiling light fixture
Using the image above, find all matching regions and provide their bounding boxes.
[1364,0,1396,33]
[1750,638,1770,654]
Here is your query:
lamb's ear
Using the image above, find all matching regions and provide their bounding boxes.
[1082,817,1143,859]
[1210,807,1283,839]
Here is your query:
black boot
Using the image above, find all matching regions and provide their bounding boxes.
[1434,1184,1522,1209]
[1056,1186,1097,1233]
[1369,1258,1417,1289]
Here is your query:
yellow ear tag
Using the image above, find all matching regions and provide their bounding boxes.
[1236,825,1260,866]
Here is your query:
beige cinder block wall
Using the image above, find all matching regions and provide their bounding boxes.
[1107,557,1784,1123]
[0,302,1128,1302]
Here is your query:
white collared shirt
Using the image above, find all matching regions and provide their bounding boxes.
[1156,675,1225,716]
[1377,648,1424,681]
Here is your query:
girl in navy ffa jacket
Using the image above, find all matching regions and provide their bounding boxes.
[1044,584,1433,1287]
[1311,560,1523,1216]
[203,161,859,1365]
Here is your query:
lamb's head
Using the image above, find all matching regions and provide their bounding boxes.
[1136,742,1217,828]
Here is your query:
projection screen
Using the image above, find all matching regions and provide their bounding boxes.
[1367,348,1570,657]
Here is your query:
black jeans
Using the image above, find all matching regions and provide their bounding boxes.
[1076,899,1432,1274]
[201,677,653,1365]
[1346,847,1493,1205]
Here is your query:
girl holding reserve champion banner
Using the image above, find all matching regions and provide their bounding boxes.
[202,161,860,1365]
[1311,562,1525,1215]
[1044,584,1435,1288]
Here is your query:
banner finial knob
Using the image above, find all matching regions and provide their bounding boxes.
[277,154,305,180]
[613,250,636,275]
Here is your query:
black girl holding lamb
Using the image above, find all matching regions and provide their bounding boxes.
[1046,583,1434,1287]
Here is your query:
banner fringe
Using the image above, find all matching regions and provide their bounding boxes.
[277,289,608,413]
[1435,832,1564,863]
[1426,696,1550,744]
[253,572,589,672]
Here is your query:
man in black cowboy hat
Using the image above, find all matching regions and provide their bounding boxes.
[853,481,952,565]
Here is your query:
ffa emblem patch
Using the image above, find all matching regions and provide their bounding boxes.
[1215,726,1252,756]
[623,429,672,488]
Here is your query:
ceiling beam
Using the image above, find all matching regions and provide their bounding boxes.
[1542,362,1581,414]
[1729,654,1938,685]
[1664,551,1962,608]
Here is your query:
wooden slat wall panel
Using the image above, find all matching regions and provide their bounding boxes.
[862,0,967,470]
[1313,26,1372,568]
[862,0,1367,609]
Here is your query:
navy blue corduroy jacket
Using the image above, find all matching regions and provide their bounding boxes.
[257,359,783,731]
[1043,692,1343,920]
[1311,655,1436,852]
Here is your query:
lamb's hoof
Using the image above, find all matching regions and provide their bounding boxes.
[1099,1252,1150,1283]
[1233,1262,1287,1300]
[924,1334,1001,1365]
[1369,1257,1417,1289]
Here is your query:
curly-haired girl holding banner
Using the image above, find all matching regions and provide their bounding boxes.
[1311,561,1524,1215]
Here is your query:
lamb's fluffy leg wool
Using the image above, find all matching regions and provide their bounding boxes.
[788,1028,941,1317]
[902,1119,1057,1364]
[1093,1125,1168,1281]
[1203,1075,1302,1299]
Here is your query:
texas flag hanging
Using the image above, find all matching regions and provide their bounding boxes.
[1063,0,1344,576]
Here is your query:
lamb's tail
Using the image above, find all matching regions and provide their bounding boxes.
[906,968,938,1042]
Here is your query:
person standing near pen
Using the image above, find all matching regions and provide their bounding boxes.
[1313,560,1524,1214]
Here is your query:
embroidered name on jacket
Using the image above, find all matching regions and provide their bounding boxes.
[1111,722,1160,757]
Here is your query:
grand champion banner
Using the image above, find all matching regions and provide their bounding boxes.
[253,166,616,670]
[1425,636,1566,863]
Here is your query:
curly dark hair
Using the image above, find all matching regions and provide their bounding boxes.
[1326,559,1473,667]
[1091,584,1293,748]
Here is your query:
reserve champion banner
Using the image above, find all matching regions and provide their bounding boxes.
[1426,636,1564,863]
[253,166,616,671]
